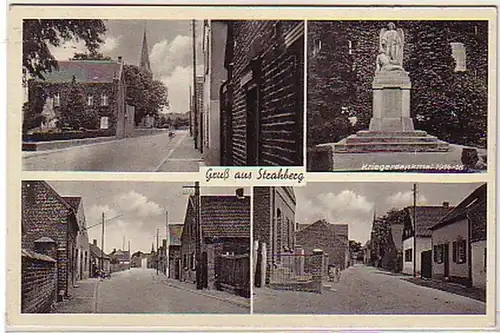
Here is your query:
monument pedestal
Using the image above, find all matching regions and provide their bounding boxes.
[335,71,449,153]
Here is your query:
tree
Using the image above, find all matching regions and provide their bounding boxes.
[23,19,107,81]
[72,51,112,61]
[58,76,86,130]
[349,240,362,253]
[123,64,169,125]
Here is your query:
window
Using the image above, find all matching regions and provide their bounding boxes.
[312,38,322,56]
[100,117,109,130]
[434,244,444,264]
[87,95,94,106]
[450,42,467,72]
[454,239,466,264]
[191,252,196,270]
[100,94,108,106]
[54,93,60,107]
[404,249,412,262]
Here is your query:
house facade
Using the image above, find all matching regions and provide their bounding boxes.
[253,186,296,285]
[27,58,133,138]
[402,204,454,276]
[21,181,79,297]
[110,249,131,272]
[430,184,487,288]
[63,196,90,281]
[167,224,184,280]
[295,220,349,270]
[180,194,250,290]
[212,20,304,166]
[89,239,111,276]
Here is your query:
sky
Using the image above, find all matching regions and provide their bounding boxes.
[48,181,249,255]
[49,20,204,115]
[294,182,484,245]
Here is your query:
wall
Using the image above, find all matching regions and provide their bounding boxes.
[272,187,296,264]
[431,218,468,281]
[228,21,304,166]
[402,237,413,275]
[22,181,75,296]
[75,203,90,281]
[471,240,486,289]
[21,252,57,313]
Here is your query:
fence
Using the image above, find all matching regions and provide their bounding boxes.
[214,254,250,298]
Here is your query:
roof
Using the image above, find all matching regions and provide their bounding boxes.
[37,60,122,83]
[296,220,349,245]
[406,206,455,236]
[430,184,487,230]
[200,196,250,238]
[62,196,82,211]
[110,249,130,261]
[89,242,110,260]
[168,224,184,246]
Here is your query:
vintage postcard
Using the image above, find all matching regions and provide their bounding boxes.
[5,3,497,332]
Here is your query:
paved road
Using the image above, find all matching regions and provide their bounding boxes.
[22,130,203,172]
[254,264,486,314]
[96,268,248,314]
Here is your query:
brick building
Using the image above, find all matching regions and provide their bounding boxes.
[167,224,183,279]
[295,220,350,270]
[27,58,133,138]
[207,20,304,166]
[253,186,296,285]
[180,194,250,290]
[110,248,131,272]
[21,181,79,309]
[430,184,487,288]
[63,196,90,281]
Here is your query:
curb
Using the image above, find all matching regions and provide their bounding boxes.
[92,279,100,313]
[162,280,250,310]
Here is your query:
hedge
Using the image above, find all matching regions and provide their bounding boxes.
[23,129,115,142]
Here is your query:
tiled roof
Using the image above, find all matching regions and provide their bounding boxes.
[38,60,122,83]
[89,243,110,260]
[431,184,487,230]
[296,220,349,245]
[62,196,81,211]
[168,224,183,246]
[406,206,455,236]
[110,249,130,261]
[200,196,250,238]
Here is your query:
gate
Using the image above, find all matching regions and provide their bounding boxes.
[421,250,432,279]
[214,253,250,298]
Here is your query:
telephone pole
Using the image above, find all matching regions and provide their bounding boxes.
[156,228,159,275]
[192,19,198,150]
[165,211,169,277]
[188,86,192,136]
[412,183,417,278]
[195,181,202,289]
[101,212,105,273]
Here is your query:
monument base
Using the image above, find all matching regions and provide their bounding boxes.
[334,130,450,153]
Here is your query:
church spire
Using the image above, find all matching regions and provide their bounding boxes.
[140,23,152,72]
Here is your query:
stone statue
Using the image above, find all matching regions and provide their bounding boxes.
[376,22,405,72]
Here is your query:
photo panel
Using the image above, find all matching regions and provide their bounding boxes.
[19,180,251,314]
[21,19,305,172]
[252,183,490,315]
[307,20,491,173]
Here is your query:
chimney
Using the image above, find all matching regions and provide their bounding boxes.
[443,201,450,208]
[117,56,122,63]
[236,188,245,199]
[93,239,97,246]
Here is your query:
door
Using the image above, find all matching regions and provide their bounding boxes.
[444,243,450,278]
[202,252,209,288]
[246,85,260,166]
[421,250,432,279]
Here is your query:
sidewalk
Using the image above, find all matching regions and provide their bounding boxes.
[52,278,100,313]
[155,131,204,172]
[155,274,250,309]
[405,277,486,303]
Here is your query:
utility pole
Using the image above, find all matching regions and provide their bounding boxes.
[192,19,198,150]
[101,212,105,273]
[195,181,202,290]
[156,228,159,275]
[412,184,417,278]
[165,211,169,277]
[188,86,192,136]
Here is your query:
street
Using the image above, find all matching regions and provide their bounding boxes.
[95,268,249,314]
[254,264,486,314]
[22,130,203,172]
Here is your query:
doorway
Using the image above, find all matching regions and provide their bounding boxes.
[444,243,450,278]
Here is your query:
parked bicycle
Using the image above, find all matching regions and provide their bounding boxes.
[328,264,341,283]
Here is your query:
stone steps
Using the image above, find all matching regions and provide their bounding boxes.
[335,139,450,153]
[345,135,439,144]
[356,130,428,137]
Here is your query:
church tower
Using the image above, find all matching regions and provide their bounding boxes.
[139,23,152,72]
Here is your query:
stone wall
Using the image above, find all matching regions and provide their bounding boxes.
[21,250,57,313]
[228,21,304,166]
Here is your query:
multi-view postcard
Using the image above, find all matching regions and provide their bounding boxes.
[5,4,497,332]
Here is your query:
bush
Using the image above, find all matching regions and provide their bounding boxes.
[23,129,114,142]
